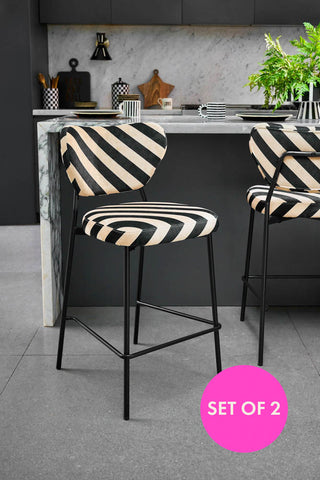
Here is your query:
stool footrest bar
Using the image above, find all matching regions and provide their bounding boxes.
[127,327,216,359]
[67,316,219,361]
[241,278,263,301]
[67,316,123,358]
[241,279,269,310]
[137,301,217,326]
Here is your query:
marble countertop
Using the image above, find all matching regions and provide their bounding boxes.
[33,108,183,116]
[37,114,320,134]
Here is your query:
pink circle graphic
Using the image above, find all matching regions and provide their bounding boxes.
[200,365,288,452]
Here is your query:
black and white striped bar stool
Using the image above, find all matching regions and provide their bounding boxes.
[56,122,222,420]
[241,122,320,366]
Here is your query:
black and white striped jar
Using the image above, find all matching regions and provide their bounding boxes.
[118,100,141,117]
[198,102,226,120]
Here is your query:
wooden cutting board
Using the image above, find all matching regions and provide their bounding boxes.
[138,69,174,108]
[58,58,91,108]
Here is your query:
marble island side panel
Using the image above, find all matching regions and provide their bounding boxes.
[38,122,62,326]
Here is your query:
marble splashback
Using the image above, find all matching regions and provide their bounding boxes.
[48,25,305,108]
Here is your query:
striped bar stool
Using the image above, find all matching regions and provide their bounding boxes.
[241,122,320,366]
[56,122,222,420]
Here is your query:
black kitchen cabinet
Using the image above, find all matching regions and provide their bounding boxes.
[39,0,317,26]
[182,0,254,24]
[40,0,111,24]
[254,0,320,25]
[0,0,48,225]
[111,0,182,25]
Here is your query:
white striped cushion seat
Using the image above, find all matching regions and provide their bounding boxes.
[247,185,320,218]
[82,202,218,248]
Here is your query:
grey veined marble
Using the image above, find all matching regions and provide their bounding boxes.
[48,25,305,108]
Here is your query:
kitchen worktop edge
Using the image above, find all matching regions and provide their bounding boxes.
[37,114,319,135]
[33,109,183,116]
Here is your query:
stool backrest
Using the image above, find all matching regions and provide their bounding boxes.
[249,123,320,192]
[60,122,167,196]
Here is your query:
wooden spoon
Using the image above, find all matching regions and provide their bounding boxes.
[52,75,59,88]
[38,73,47,89]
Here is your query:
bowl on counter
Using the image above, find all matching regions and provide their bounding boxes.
[74,101,97,109]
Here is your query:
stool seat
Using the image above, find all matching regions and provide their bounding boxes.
[82,201,218,247]
[247,185,320,218]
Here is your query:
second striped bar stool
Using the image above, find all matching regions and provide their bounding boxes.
[56,122,222,420]
[241,122,320,366]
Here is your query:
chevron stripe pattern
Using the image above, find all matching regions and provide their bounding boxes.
[247,185,320,218]
[60,122,167,197]
[82,202,218,248]
[249,123,320,192]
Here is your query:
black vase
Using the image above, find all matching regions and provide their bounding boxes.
[301,87,320,101]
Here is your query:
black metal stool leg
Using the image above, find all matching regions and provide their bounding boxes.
[207,234,222,374]
[240,209,255,322]
[258,209,270,366]
[133,247,144,345]
[123,247,131,420]
[56,192,78,370]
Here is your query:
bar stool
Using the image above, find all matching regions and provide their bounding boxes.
[241,122,320,366]
[56,122,222,420]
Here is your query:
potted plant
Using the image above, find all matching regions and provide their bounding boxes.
[291,22,320,101]
[246,22,320,110]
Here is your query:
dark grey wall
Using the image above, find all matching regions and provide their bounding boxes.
[29,0,48,108]
[0,0,48,225]
[60,134,320,307]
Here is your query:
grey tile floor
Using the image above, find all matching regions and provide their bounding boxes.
[1,226,320,479]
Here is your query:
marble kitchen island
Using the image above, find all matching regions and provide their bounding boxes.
[38,115,320,326]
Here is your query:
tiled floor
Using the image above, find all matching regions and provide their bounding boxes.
[1,226,320,479]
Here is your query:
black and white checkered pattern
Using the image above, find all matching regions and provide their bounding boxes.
[112,80,129,109]
[43,88,59,109]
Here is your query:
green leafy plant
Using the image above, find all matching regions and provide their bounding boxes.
[246,22,320,110]
[291,22,320,74]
